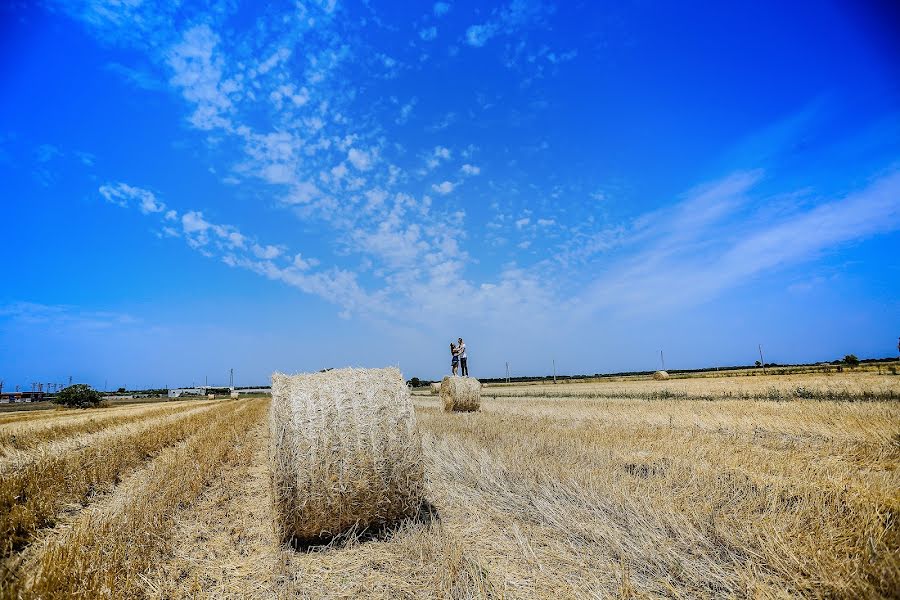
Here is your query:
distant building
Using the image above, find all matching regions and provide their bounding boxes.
[168,388,207,398]
[3,392,42,403]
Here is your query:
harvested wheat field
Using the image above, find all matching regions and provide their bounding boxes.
[0,371,898,599]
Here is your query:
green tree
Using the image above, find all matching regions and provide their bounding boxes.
[55,384,103,408]
[755,360,762,368]
[843,354,859,367]
[408,377,421,388]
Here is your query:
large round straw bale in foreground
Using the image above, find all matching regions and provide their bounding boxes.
[652,370,670,380]
[440,376,481,412]
[269,367,425,544]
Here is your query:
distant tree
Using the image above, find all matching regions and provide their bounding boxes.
[755,360,762,368]
[55,384,102,408]
[117,387,126,393]
[408,377,421,388]
[843,354,860,367]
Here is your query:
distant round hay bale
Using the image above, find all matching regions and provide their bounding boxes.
[269,367,425,544]
[652,370,670,380]
[440,376,481,412]
[430,382,441,395]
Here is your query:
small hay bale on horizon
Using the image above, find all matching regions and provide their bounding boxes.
[653,370,670,380]
[269,367,425,544]
[430,382,441,395]
[440,376,481,412]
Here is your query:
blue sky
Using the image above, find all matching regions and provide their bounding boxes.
[1,0,899,389]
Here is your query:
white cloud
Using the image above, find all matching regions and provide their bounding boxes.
[257,47,291,75]
[537,218,555,226]
[166,24,237,131]
[292,253,319,270]
[99,182,165,214]
[426,146,452,170]
[283,181,320,204]
[252,243,282,259]
[419,27,437,41]
[515,217,530,229]
[396,97,417,124]
[348,148,373,171]
[434,2,451,16]
[181,211,211,234]
[432,181,455,195]
[465,23,498,47]
[461,163,480,175]
[465,1,553,49]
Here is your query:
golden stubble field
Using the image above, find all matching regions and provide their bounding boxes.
[0,371,898,599]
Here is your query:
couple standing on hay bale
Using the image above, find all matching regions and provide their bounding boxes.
[449,337,469,377]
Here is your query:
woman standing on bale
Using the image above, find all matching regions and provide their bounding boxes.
[450,342,459,376]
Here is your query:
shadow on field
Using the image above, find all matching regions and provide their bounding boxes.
[289,499,441,553]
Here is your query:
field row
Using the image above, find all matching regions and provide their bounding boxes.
[0,399,218,457]
[478,371,900,401]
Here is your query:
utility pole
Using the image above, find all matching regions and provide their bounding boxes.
[68,375,72,386]
[505,362,510,383]
[205,375,208,389]
[229,368,234,390]
[660,350,665,371]
[553,359,557,384]
[758,344,767,375]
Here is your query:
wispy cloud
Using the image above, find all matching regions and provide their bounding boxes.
[465,0,552,47]
[100,182,167,214]
[64,2,900,340]
[576,168,900,316]
[0,302,139,331]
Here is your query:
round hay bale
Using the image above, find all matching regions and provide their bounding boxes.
[269,367,424,544]
[652,370,670,380]
[430,382,441,395]
[440,376,481,412]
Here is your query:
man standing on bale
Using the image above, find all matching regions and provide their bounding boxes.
[458,337,468,376]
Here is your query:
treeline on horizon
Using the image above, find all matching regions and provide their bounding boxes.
[38,356,898,395]
[408,356,899,387]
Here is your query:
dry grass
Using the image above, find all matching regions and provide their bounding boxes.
[6,399,267,599]
[0,371,895,598]
[483,370,900,401]
[0,401,224,559]
[0,399,214,456]
[415,396,899,597]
